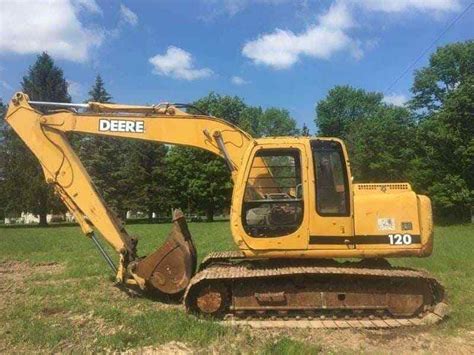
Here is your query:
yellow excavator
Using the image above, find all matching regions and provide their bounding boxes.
[5,92,447,328]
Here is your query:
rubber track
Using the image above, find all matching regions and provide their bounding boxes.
[186,251,449,329]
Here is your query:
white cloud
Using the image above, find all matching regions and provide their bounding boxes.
[319,2,354,29]
[351,0,460,13]
[74,0,102,14]
[0,0,104,62]
[383,93,408,106]
[206,0,460,17]
[149,46,213,80]
[120,4,138,26]
[242,3,356,69]
[241,0,461,69]
[67,80,83,100]
[202,0,290,17]
[231,76,250,85]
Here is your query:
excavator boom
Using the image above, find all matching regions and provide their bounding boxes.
[5,92,250,291]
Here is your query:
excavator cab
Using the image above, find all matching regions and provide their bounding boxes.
[233,136,434,259]
[240,139,350,240]
[233,138,353,252]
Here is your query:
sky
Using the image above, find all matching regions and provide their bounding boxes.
[0,0,472,131]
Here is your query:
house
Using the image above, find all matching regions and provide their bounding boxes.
[4,212,75,225]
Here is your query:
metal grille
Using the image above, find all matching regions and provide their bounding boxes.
[357,183,410,191]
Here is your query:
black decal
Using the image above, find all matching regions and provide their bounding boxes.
[309,235,421,245]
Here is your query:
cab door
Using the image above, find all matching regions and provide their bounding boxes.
[233,142,309,250]
[307,139,355,248]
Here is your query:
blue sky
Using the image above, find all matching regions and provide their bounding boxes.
[0,0,472,131]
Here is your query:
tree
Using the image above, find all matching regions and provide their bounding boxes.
[346,105,415,182]
[301,123,310,136]
[22,53,71,103]
[166,147,231,221]
[407,41,474,222]
[168,93,303,220]
[78,136,133,219]
[0,100,7,220]
[239,106,263,137]
[88,75,112,102]
[77,75,133,219]
[1,53,70,225]
[167,93,247,221]
[124,143,169,220]
[0,99,32,219]
[78,75,171,220]
[315,85,383,138]
[259,108,299,136]
[192,92,247,125]
[315,85,414,182]
[152,91,303,221]
[410,76,473,221]
[410,40,474,116]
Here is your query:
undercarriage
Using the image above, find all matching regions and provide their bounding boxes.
[184,252,448,329]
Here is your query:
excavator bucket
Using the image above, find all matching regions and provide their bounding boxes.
[134,209,197,295]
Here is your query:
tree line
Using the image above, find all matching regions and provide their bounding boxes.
[315,40,473,223]
[0,40,472,225]
[0,53,301,224]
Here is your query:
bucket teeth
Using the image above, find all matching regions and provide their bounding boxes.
[134,209,197,295]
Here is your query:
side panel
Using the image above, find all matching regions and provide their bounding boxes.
[417,195,434,256]
[353,184,421,249]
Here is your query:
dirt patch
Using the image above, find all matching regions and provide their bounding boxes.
[0,260,65,308]
[124,342,194,354]
[0,260,67,352]
[67,311,119,336]
[41,306,67,316]
[0,260,63,279]
[72,278,182,313]
[234,326,474,354]
[0,260,63,293]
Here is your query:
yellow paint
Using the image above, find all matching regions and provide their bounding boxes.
[6,92,434,284]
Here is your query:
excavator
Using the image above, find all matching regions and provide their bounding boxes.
[5,92,448,328]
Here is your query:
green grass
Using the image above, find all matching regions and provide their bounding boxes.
[391,224,474,333]
[262,337,322,354]
[0,222,473,353]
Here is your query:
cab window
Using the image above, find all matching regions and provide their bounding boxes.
[311,140,350,216]
[242,149,303,237]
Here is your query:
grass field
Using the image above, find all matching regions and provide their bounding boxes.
[0,222,473,353]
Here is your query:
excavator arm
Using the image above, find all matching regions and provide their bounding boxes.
[5,92,252,292]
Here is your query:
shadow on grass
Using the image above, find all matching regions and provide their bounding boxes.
[113,282,183,305]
